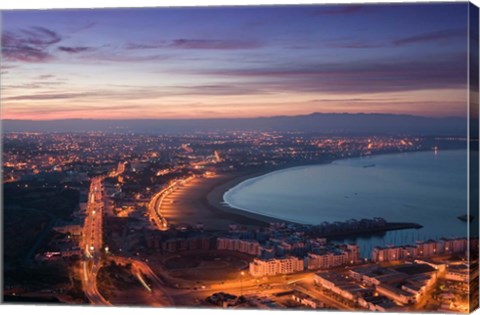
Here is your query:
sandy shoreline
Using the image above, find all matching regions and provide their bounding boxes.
[205,165,330,226]
[161,148,445,231]
[161,159,333,230]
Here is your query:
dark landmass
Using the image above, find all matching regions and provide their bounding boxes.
[3,112,466,136]
[3,182,81,300]
[4,184,80,220]
[4,184,80,267]
[3,207,52,267]
[4,263,70,292]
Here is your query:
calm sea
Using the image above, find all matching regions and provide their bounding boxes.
[224,150,476,257]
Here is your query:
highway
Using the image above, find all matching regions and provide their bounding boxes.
[80,165,176,306]
[81,166,125,305]
[81,176,110,305]
[83,177,104,259]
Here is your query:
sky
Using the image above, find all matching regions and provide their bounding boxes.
[0,3,470,120]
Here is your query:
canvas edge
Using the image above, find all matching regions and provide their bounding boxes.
[468,1,480,313]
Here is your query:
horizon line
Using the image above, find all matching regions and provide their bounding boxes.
[2,112,467,122]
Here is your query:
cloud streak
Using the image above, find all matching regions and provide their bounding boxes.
[323,28,466,50]
[4,92,95,101]
[195,54,467,94]
[394,28,466,46]
[170,39,262,50]
[3,82,267,102]
[58,46,93,53]
[2,26,61,62]
[125,39,262,50]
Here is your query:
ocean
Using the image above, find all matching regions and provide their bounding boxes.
[224,149,476,257]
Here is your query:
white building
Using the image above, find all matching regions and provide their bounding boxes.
[249,256,304,277]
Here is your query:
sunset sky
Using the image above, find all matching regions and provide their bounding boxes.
[1,3,470,120]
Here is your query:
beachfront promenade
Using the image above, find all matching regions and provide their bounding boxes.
[148,175,197,231]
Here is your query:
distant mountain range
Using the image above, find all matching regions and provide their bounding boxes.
[2,113,467,136]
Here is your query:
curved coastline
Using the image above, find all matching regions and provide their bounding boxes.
[207,148,461,227]
[203,159,335,228]
[160,148,459,231]
[204,153,389,227]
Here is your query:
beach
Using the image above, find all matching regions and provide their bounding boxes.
[159,149,463,234]
[160,160,334,230]
[159,172,279,230]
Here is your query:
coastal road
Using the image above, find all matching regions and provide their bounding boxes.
[147,175,196,231]
[147,188,169,231]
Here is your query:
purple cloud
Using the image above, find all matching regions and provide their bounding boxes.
[124,42,165,50]
[3,46,50,62]
[322,28,466,49]
[2,26,61,62]
[58,46,92,53]
[19,26,61,46]
[78,52,171,63]
[170,39,261,50]
[125,39,262,50]
[194,54,467,94]
[393,28,466,46]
